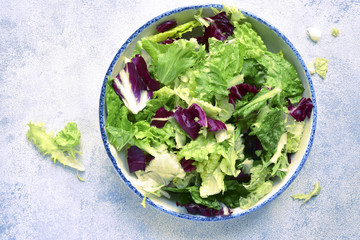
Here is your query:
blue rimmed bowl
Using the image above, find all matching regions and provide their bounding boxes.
[99,4,317,221]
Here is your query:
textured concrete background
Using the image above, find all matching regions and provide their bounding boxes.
[1,0,359,239]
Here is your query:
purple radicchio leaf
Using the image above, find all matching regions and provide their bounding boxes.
[287,153,292,164]
[173,103,208,140]
[177,202,231,217]
[234,170,251,183]
[156,20,177,33]
[244,134,263,160]
[174,103,227,139]
[197,12,235,46]
[159,38,176,44]
[131,54,160,91]
[180,159,196,172]
[228,83,260,106]
[112,55,160,114]
[206,117,227,132]
[127,146,148,173]
[288,97,313,121]
[150,107,174,128]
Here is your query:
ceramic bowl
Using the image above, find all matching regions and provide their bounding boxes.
[99,4,317,221]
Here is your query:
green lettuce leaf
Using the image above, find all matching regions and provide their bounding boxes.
[156,39,205,85]
[207,38,245,82]
[178,135,218,162]
[250,108,286,154]
[233,22,267,59]
[243,164,270,191]
[257,51,304,103]
[241,58,267,88]
[134,86,175,122]
[239,180,273,209]
[26,122,85,172]
[135,152,186,197]
[285,115,305,153]
[234,87,282,118]
[54,122,81,158]
[215,179,249,208]
[315,57,329,79]
[133,120,176,156]
[291,182,321,204]
[163,186,221,210]
[105,78,135,151]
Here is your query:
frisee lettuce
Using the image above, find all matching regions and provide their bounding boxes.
[27,121,85,172]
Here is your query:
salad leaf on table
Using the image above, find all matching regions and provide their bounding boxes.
[27,121,85,173]
[291,182,321,204]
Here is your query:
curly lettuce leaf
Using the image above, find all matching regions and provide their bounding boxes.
[186,38,245,102]
[132,120,176,156]
[291,182,321,204]
[27,122,85,172]
[156,39,205,85]
[134,86,175,122]
[54,122,81,158]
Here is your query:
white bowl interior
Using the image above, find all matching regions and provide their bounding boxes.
[102,5,316,220]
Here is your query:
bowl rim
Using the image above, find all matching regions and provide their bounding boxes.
[99,4,317,221]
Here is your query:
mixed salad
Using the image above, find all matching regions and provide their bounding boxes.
[105,5,313,217]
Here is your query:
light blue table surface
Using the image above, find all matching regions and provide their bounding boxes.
[1,0,359,239]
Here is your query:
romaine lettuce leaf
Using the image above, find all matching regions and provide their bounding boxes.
[232,22,267,59]
[257,51,304,103]
[133,120,176,156]
[234,87,282,118]
[187,38,245,102]
[163,186,221,210]
[285,115,305,153]
[239,180,273,209]
[250,108,286,154]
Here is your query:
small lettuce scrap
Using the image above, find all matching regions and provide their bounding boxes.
[331,28,339,37]
[315,57,329,79]
[27,122,85,172]
[291,182,321,204]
